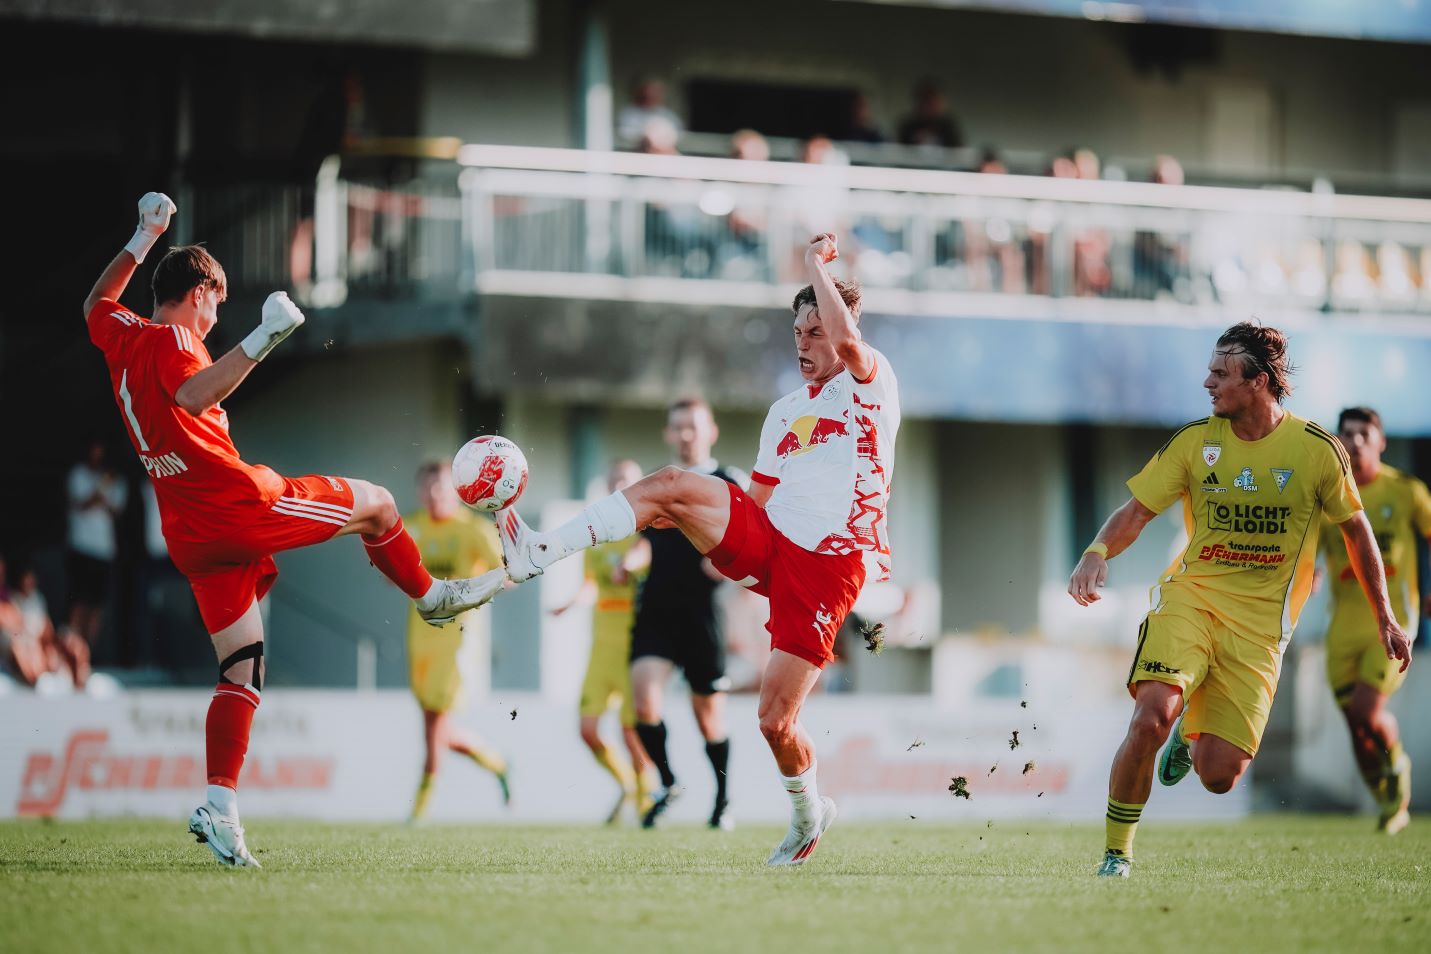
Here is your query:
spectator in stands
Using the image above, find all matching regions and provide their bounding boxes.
[960,148,1026,293]
[1072,147,1102,182]
[977,147,1008,174]
[719,130,771,279]
[639,117,710,276]
[799,135,849,167]
[897,79,963,148]
[841,93,885,144]
[1135,155,1191,301]
[618,77,684,151]
[1065,148,1112,297]
[65,440,124,686]
[1,558,84,691]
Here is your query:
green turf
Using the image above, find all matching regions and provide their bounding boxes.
[1,817,1426,953]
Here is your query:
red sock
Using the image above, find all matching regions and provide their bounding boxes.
[363,518,435,598]
[206,684,259,788]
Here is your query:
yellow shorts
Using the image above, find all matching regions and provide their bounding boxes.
[581,612,635,725]
[1325,624,1409,704]
[408,619,467,714]
[1129,601,1282,757]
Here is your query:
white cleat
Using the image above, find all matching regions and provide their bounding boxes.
[766,796,837,867]
[1096,852,1131,878]
[418,569,506,626]
[496,508,544,583]
[188,804,261,868]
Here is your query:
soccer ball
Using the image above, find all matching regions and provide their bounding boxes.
[452,435,529,512]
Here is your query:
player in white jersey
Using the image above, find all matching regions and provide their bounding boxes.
[497,233,899,866]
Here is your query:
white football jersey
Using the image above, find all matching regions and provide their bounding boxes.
[752,347,900,582]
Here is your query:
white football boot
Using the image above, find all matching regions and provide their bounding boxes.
[766,796,837,867]
[188,803,261,868]
[496,508,545,583]
[1096,852,1132,878]
[417,569,507,626]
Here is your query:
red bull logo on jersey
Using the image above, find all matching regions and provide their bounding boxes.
[776,414,849,458]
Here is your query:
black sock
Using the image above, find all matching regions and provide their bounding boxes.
[637,721,676,788]
[705,738,730,804]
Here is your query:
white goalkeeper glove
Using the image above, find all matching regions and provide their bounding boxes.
[241,292,306,361]
[124,192,176,264]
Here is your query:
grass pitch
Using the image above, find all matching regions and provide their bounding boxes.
[2,817,1426,953]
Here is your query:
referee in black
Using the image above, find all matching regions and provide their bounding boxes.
[632,397,744,830]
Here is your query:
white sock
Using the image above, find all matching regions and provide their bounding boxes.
[781,761,819,831]
[207,784,238,817]
[414,578,445,612]
[536,492,637,568]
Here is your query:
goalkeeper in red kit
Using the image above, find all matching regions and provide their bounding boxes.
[83,193,506,866]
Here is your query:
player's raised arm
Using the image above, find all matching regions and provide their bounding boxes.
[1337,511,1413,672]
[803,233,874,382]
[1067,497,1159,606]
[84,192,176,316]
[172,292,305,415]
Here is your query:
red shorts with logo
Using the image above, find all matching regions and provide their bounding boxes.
[707,482,866,669]
[166,475,355,633]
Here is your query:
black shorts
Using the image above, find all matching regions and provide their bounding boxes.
[630,606,729,696]
[66,550,111,608]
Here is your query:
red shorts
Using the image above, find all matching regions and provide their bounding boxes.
[708,482,866,668]
[166,475,355,633]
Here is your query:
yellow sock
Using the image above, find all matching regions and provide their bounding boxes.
[593,744,636,792]
[1106,798,1144,858]
[464,746,508,777]
[411,772,436,820]
[635,766,656,811]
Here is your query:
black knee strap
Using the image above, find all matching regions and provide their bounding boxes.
[219,642,265,692]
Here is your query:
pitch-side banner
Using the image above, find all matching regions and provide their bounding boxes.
[0,690,1246,822]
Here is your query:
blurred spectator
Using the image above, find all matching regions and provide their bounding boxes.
[960,149,1026,294]
[1376,241,1418,307]
[1066,148,1112,297]
[637,116,681,157]
[730,128,769,163]
[718,130,771,279]
[291,70,372,301]
[897,79,963,148]
[1072,147,1102,182]
[841,93,885,144]
[618,77,684,151]
[977,147,1008,175]
[65,440,125,685]
[1,558,86,691]
[1134,154,1192,301]
[639,117,711,275]
[800,135,849,166]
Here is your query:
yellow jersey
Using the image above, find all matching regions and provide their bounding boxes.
[1321,464,1431,633]
[586,538,644,619]
[1127,412,1361,645]
[404,508,502,637]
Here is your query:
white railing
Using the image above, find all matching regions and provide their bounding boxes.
[454,145,1431,317]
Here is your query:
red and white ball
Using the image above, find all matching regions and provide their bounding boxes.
[452,435,529,512]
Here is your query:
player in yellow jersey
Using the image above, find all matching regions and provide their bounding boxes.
[1068,323,1412,878]
[1319,407,1431,834]
[405,460,510,821]
[553,460,657,823]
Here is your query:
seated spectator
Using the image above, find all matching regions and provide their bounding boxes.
[638,118,711,276]
[841,93,885,144]
[729,128,770,163]
[1134,154,1192,301]
[618,77,684,151]
[719,130,771,279]
[897,79,963,148]
[977,147,1008,174]
[1,559,85,690]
